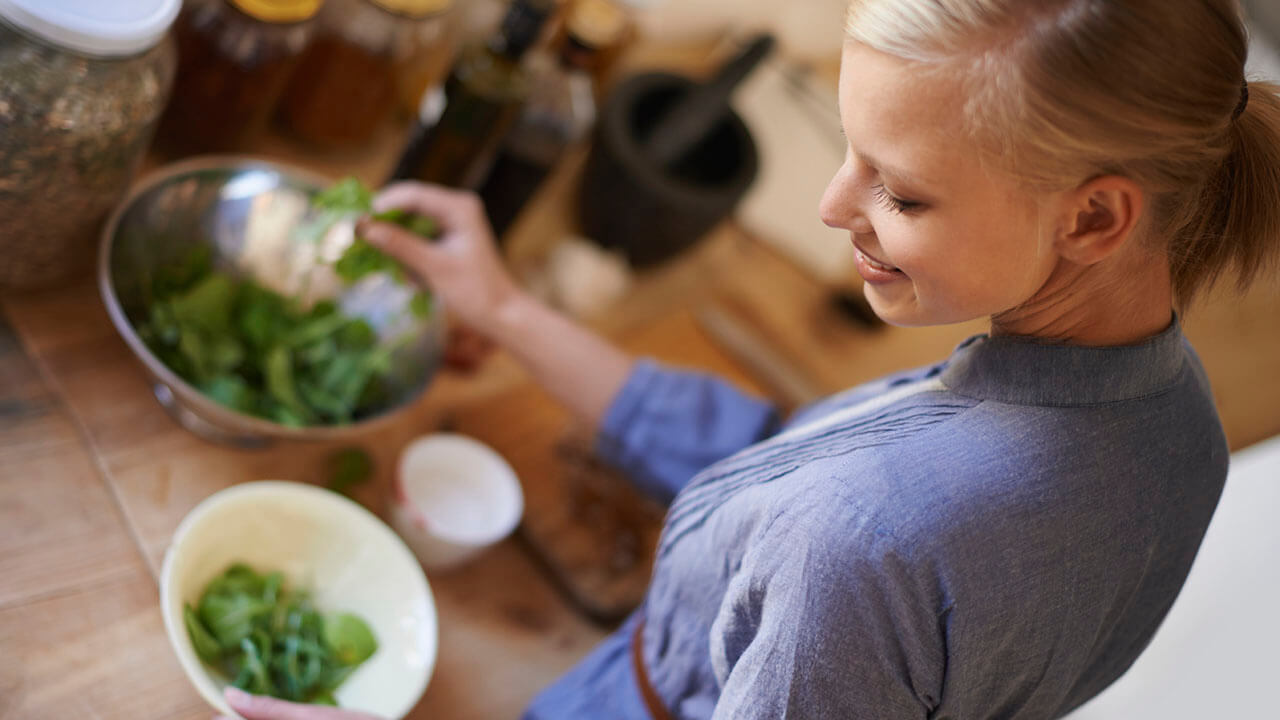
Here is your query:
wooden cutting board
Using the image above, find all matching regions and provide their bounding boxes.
[450,307,771,625]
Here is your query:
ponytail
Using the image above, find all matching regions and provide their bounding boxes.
[1171,80,1280,305]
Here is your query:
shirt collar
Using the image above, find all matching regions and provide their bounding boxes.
[939,315,1186,407]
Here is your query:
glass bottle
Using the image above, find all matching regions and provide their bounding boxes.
[477,0,631,238]
[278,0,453,149]
[394,2,475,118]
[387,0,555,190]
[156,0,322,155]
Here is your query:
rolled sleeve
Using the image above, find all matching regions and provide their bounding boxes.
[595,359,780,505]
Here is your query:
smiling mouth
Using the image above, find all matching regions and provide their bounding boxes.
[853,243,901,273]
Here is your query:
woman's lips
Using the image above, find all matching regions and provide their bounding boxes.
[853,242,904,285]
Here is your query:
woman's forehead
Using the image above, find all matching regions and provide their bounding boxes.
[838,42,977,187]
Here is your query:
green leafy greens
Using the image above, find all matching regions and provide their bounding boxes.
[184,564,378,706]
[136,178,440,426]
[326,447,373,497]
[314,177,440,318]
[138,278,394,426]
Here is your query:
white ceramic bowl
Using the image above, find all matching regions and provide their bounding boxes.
[160,481,437,719]
[390,434,524,572]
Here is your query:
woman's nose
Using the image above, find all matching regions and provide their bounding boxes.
[820,161,860,231]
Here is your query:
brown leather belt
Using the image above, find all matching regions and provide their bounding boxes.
[632,619,676,720]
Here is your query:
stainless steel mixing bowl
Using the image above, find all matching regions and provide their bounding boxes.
[99,156,446,447]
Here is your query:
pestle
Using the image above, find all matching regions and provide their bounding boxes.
[643,34,776,170]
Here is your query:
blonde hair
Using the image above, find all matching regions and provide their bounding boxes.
[845,0,1280,305]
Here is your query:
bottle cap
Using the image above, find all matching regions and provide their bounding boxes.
[0,0,179,56]
[229,0,322,23]
[370,0,452,18]
[489,0,553,61]
[566,0,629,50]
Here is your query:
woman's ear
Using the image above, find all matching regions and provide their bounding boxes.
[1054,175,1145,265]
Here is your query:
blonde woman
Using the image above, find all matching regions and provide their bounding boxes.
[218,1,1280,718]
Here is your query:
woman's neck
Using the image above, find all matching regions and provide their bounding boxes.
[991,244,1175,346]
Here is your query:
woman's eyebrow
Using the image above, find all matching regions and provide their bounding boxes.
[855,150,936,191]
[838,112,941,191]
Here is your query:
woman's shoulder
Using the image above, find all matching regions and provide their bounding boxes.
[783,360,952,430]
[765,366,1226,553]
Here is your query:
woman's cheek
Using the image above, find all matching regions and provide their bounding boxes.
[882,230,924,273]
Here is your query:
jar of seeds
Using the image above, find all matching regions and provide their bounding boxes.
[0,0,179,292]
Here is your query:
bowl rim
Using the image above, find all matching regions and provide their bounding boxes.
[97,154,438,442]
[159,480,438,719]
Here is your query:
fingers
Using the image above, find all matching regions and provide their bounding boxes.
[223,686,365,720]
[358,220,439,276]
[224,687,306,720]
[371,182,484,231]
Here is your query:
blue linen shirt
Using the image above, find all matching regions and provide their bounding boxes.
[522,319,1227,719]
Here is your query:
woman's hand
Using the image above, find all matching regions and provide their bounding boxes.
[214,687,383,720]
[358,182,524,340]
[360,181,634,430]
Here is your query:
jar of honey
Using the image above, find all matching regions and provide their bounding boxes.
[278,0,454,149]
[157,0,323,155]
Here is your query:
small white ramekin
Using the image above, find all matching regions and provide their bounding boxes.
[390,433,524,572]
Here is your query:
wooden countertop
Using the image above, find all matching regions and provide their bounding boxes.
[4,42,1279,720]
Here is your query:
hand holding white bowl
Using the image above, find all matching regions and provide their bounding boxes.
[215,686,382,720]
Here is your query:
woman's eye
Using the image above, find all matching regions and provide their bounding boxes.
[872,184,923,214]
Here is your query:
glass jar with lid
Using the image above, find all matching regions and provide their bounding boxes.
[156,0,323,155]
[0,0,179,292]
[278,0,454,149]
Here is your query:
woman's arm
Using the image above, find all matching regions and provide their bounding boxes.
[486,290,635,432]
[708,515,942,720]
[362,183,780,501]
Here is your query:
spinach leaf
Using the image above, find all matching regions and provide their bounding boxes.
[323,613,379,666]
[185,564,379,706]
[201,375,256,414]
[327,447,373,496]
[312,177,373,214]
[322,179,441,291]
[334,238,404,285]
[185,604,223,663]
[264,346,313,426]
[409,291,432,319]
[199,591,271,648]
[170,273,236,335]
